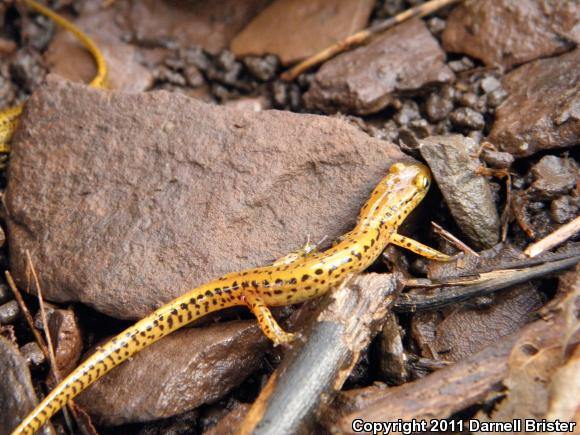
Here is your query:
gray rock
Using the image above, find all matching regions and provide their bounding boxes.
[420,135,500,249]
[0,300,20,325]
[487,49,580,157]
[76,320,268,425]
[0,336,53,435]
[6,82,408,319]
[304,19,454,115]
[442,0,579,70]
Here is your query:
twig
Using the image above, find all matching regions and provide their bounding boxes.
[431,221,479,257]
[281,0,464,81]
[394,255,580,312]
[524,216,580,258]
[5,270,50,360]
[26,250,76,434]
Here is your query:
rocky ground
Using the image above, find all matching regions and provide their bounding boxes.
[0,0,578,434]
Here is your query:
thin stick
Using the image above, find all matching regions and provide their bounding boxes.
[281,0,464,81]
[5,270,50,360]
[524,216,580,258]
[26,250,75,433]
[431,221,479,257]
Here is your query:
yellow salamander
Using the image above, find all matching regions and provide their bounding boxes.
[0,0,107,152]
[13,162,451,434]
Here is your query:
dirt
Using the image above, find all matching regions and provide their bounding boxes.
[0,0,578,434]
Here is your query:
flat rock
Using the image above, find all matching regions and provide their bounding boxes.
[419,135,500,249]
[76,321,268,425]
[0,336,52,435]
[5,82,408,319]
[304,19,454,115]
[487,48,580,157]
[45,2,153,92]
[230,0,374,65]
[442,0,580,70]
[129,0,271,54]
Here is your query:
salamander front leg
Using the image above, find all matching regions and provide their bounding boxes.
[391,234,452,261]
[243,293,296,346]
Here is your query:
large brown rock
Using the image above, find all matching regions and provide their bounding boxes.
[6,82,408,319]
[304,19,454,115]
[487,48,580,157]
[230,0,375,65]
[76,321,268,425]
[442,0,579,70]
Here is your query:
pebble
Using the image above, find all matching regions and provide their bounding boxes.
[449,107,485,131]
[243,54,278,82]
[0,300,20,325]
[480,148,514,169]
[425,92,454,122]
[20,342,46,367]
[530,155,578,200]
[550,196,579,224]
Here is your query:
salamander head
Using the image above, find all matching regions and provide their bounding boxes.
[358,162,432,228]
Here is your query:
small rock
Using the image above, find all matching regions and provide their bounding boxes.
[10,49,46,93]
[457,92,478,109]
[426,17,446,35]
[480,76,501,94]
[304,19,454,115]
[181,47,211,72]
[480,148,514,169]
[487,48,580,157]
[20,342,46,367]
[130,0,271,54]
[486,86,508,109]
[0,300,20,325]
[447,56,474,73]
[550,196,579,224]
[442,0,579,70]
[393,100,421,126]
[420,135,501,249]
[449,107,485,130]
[77,321,268,425]
[530,155,578,199]
[183,65,205,88]
[46,308,82,378]
[231,0,375,65]
[0,336,51,434]
[425,92,454,123]
[242,54,278,81]
[6,82,408,319]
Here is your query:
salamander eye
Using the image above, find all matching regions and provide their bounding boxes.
[414,175,430,189]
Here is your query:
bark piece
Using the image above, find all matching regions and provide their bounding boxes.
[76,320,268,426]
[420,135,500,249]
[304,19,454,115]
[0,336,54,435]
[240,274,402,435]
[442,0,579,70]
[5,81,408,319]
[487,48,580,157]
[231,0,375,65]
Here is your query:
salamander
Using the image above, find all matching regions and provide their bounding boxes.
[12,162,452,434]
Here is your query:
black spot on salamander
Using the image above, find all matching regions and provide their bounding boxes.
[406,242,411,247]
[315,269,323,275]
[159,324,165,331]
[215,288,222,295]
[242,281,250,288]
[263,280,270,287]
[205,290,214,297]
[291,288,298,292]
[301,274,310,281]
[223,286,231,293]
[171,309,178,316]
[364,245,369,252]
[187,312,193,321]
[286,295,293,300]
[321,280,326,284]
[288,277,297,285]
[275,278,284,286]
[212,299,218,305]
[304,286,311,290]
[197,294,204,300]
[180,303,188,310]
[370,239,375,246]
[189,298,196,304]
[178,314,183,322]
[263,291,272,296]
[274,290,282,295]
[232,281,239,289]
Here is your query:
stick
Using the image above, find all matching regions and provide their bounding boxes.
[431,221,479,257]
[281,0,464,81]
[524,216,580,258]
[240,273,403,434]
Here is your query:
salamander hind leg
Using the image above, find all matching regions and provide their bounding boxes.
[243,293,296,346]
[391,234,452,261]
